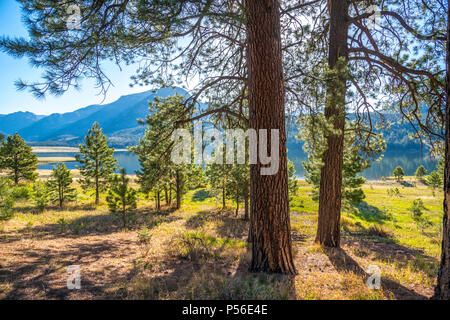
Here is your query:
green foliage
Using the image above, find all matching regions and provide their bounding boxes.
[131,95,196,208]
[32,181,51,212]
[137,226,153,244]
[409,199,432,231]
[48,164,76,209]
[393,166,405,182]
[415,165,427,180]
[107,168,137,228]
[427,171,443,191]
[0,177,14,221]
[0,133,37,185]
[387,188,401,197]
[287,160,299,201]
[409,199,425,220]
[437,157,444,180]
[206,160,234,209]
[76,122,118,204]
[298,118,385,204]
[57,217,69,232]
[11,184,32,201]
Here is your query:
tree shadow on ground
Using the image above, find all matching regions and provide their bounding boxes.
[399,181,414,188]
[350,202,392,224]
[0,208,181,244]
[216,216,249,240]
[122,240,295,300]
[344,238,439,280]
[191,189,212,202]
[0,238,136,299]
[324,246,428,300]
[185,209,231,230]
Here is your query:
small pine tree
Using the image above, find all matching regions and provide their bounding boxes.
[288,159,299,201]
[0,133,37,185]
[299,118,384,204]
[32,181,51,212]
[206,161,233,210]
[415,165,427,181]
[106,168,137,228]
[76,122,118,205]
[0,177,14,221]
[393,166,405,182]
[437,157,445,183]
[427,171,443,192]
[48,164,76,209]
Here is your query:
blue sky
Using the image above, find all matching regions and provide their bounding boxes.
[0,1,158,115]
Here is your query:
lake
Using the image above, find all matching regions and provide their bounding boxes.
[36,148,439,180]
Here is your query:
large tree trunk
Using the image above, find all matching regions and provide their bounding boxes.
[434,6,450,300]
[245,0,296,275]
[315,0,349,248]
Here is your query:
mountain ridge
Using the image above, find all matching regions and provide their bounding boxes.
[0,87,188,147]
[1,87,424,151]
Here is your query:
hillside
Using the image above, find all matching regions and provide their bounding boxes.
[1,87,188,147]
[0,111,45,136]
[1,87,427,152]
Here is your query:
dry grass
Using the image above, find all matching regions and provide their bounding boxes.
[0,179,443,300]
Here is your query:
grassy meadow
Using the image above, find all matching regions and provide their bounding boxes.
[0,170,443,300]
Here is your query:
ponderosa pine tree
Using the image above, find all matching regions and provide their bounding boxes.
[245,0,295,274]
[205,158,233,210]
[393,166,405,182]
[48,164,76,209]
[438,5,450,296]
[76,122,118,205]
[299,117,385,204]
[415,165,428,181]
[131,95,198,211]
[290,0,447,248]
[0,177,14,221]
[0,133,37,185]
[106,168,137,228]
[0,0,312,274]
[32,181,51,213]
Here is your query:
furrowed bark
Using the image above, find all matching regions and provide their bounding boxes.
[315,0,349,248]
[434,4,450,300]
[245,0,296,275]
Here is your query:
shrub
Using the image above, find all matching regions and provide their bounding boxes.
[12,185,31,201]
[0,177,14,221]
[393,166,405,182]
[106,168,137,228]
[32,181,51,212]
[409,199,425,220]
[415,165,427,180]
[427,171,443,192]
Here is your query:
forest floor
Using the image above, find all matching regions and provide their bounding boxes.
[0,174,443,300]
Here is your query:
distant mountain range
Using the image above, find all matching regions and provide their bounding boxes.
[1,87,425,151]
[0,87,189,147]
